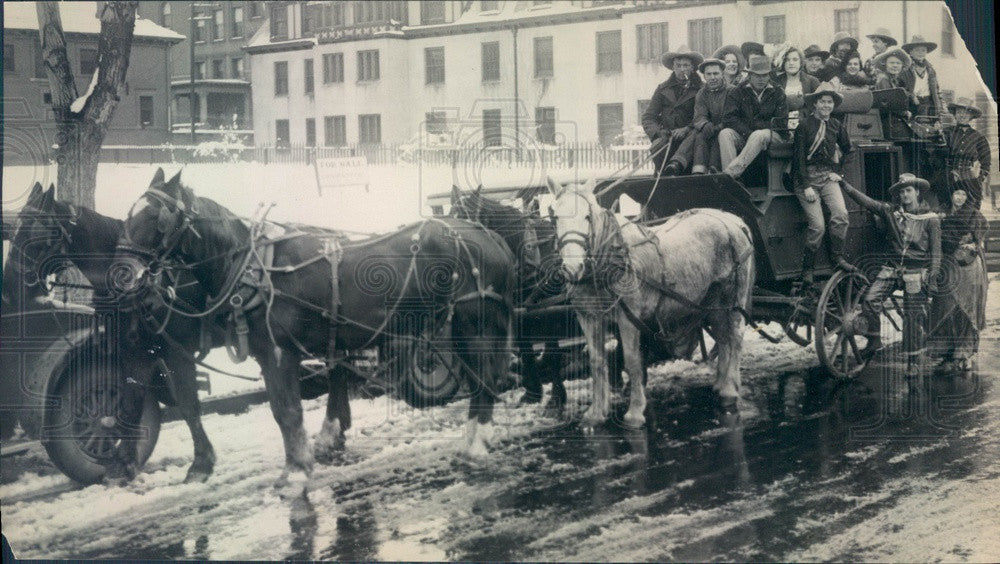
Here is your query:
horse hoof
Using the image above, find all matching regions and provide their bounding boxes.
[518,392,543,406]
[465,440,490,460]
[717,395,739,412]
[184,467,213,483]
[622,412,646,429]
[542,400,564,419]
[274,471,310,499]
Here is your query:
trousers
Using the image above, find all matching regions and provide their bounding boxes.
[794,168,850,250]
[719,128,785,176]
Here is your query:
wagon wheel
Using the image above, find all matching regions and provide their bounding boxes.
[42,370,161,485]
[815,269,874,379]
[783,288,818,346]
[398,325,461,408]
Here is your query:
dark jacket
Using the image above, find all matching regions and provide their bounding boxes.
[642,72,705,140]
[791,113,853,188]
[692,83,733,134]
[944,123,991,183]
[899,60,943,114]
[772,72,820,111]
[815,56,842,82]
[721,82,789,139]
[841,182,941,274]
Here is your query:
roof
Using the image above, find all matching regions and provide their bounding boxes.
[3,2,185,42]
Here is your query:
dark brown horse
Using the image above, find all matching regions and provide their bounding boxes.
[118,170,515,496]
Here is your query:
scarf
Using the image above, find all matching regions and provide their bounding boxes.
[911,59,928,77]
[837,70,870,87]
[807,116,828,160]
[705,80,726,92]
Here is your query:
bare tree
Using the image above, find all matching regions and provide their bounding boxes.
[37,1,139,208]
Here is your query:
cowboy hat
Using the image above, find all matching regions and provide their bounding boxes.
[746,54,772,76]
[802,44,830,61]
[712,44,746,69]
[873,47,912,70]
[698,57,726,73]
[947,96,983,119]
[865,27,898,46]
[740,41,765,61]
[661,45,704,68]
[829,31,859,54]
[902,34,937,53]
[804,82,844,108]
[888,173,931,196]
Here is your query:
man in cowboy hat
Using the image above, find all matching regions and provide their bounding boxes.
[840,173,941,376]
[864,27,898,83]
[900,34,943,117]
[740,41,765,63]
[790,82,855,284]
[642,46,705,175]
[818,31,859,81]
[690,58,733,174]
[719,55,789,180]
[802,45,831,80]
[943,97,992,209]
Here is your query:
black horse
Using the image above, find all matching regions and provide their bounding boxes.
[118,169,515,496]
[4,183,222,483]
[450,187,622,414]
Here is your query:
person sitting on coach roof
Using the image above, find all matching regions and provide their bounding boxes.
[772,45,821,115]
[864,27,898,84]
[641,46,705,176]
[714,44,747,88]
[802,44,831,81]
[691,58,733,174]
[719,55,789,180]
[830,51,871,92]
[900,34,944,118]
[943,97,991,209]
[818,31,858,82]
[741,41,766,65]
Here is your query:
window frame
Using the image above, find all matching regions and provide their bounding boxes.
[833,8,858,38]
[357,50,380,82]
[304,58,315,94]
[595,30,622,74]
[139,95,154,127]
[425,46,445,85]
[635,22,668,63]
[212,9,224,41]
[325,115,347,146]
[270,4,288,40]
[482,41,501,82]
[211,58,225,79]
[597,103,624,146]
[687,17,723,61]
[274,61,289,96]
[420,1,447,25]
[305,118,317,147]
[763,15,785,45]
[275,119,291,148]
[359,114,382,145]
[231,6,244,39]
[231,57,244,79]
[534,36,554,78]
[482,109,502,147]
[535,106,556,145]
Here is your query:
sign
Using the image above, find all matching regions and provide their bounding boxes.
[314,156,369,195]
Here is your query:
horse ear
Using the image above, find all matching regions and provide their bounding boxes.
[40,185,56,209]
[545,176,561,196]
[29,182,44,199]
[474,184,483,197]
[166,169,182,189]
[451,185,462,205]
[150,167,165,187]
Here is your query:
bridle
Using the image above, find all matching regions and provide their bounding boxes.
[7,204,78,287]
[551,189,595,256]
[119,187,201,265]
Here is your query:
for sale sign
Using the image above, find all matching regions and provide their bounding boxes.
[314,156,369,195]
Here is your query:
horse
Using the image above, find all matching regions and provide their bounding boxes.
[4,182,222,482]
[545,176,755,428]
[117,169,516,495]
[449,186,624,414]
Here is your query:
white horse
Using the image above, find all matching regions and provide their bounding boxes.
[546,177,755,428]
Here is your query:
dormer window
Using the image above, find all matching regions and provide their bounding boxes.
[421,1,447,24]
[481,1,499,11]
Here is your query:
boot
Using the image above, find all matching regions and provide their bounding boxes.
[799,247,817,286]
[829,235,857,272]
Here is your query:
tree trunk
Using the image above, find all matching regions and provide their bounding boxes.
[37,1,138,209]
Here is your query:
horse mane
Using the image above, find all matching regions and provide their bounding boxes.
[75,204,124,237]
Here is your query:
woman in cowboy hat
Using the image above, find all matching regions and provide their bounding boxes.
[928,179,989,373]
[873,47,913,138]
[840,173,941,376]
[864,27,898,82]
[801,44,831,80]
[943,97,991,209]
[900,34,943,116]
[642,46,705,175]
[713,44,747,87]
[790,82,854,285]
[830,51,871,92]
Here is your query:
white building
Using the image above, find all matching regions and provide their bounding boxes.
[247,0,996,155]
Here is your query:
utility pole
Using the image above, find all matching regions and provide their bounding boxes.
[190,3,215,143]
[512,25,520,158]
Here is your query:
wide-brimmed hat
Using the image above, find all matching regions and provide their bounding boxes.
[902,34,937,53]
[804,82,844,107]
[888,173,931,197]
[698,57,726,73]
[829,31,859,54]
[712,44,746,69]
[746,55,773,76]
[947,96,983,119]
[802,44,830,61]
[873,47,912,70]
[741,41,765,61]
[661,45,704,68]
[865,27,898,46]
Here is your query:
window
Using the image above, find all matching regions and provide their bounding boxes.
[194,16,206,42]
[231,57,244,79]
[212,9,224,41]
[231,6,244,38]
[535,107,556,145]
[193,61,206,80]
[275,120,290,147]
[941,8,954,55]
[3,44,13,74]
[688,18,722,60]
[354,1,405,23]
[323,53,344,83]
[249,2,261,18]
[34,40,46,78]
[834,8,858,38]
[421,1,446,24]
[357,50,380,81]
[160,2,171,27]
[637,99,651,123]
[763,15,785,44]
[304,59,314,94]
[140,96,154,126]
[481,0,499,11]
[426,111,448,134]
[359,114,381,145]
[482,109,502,147]
[597,103,623,145]
[596,30,622,73]
[79,48,98,76]
[482,42,500,81]
[534,36,553,78]
[270,4,288,40]
[305,118,316,147]
[425,47,445,84]
[321,3,345,27]
[212,59,225,79]
[302,4,318,36]
[274,61,288,95]
[325,116,346,146]
[636,23,668,63]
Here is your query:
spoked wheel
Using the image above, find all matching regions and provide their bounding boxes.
[398,326,461,408]
[42,370,161,485]
[784,286,818,346]
[815,270,874,379]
